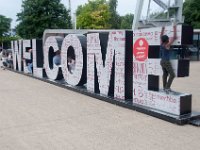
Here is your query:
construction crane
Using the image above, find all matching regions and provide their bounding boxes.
[132,0,184,30]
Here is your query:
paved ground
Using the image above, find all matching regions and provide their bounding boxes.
[0,62,200,150]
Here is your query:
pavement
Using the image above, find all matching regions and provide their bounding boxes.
[0,62,200,150]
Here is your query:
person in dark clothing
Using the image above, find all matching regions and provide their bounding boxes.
[160,25,177,94]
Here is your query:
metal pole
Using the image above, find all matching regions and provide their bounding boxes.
[197,33,200,61]
[74,13,77,30]
[172,0,183,23]
[0,17,1,48]
[68,0,72,18]
[132,0,144,30]
[146,0,151,21]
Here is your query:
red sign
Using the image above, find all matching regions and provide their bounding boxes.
[133,38,149,61]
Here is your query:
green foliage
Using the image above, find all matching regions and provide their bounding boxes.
[0,15,12,46]
[108,0,121,29]
[1,35,20,48]
[183,0,200,28]
[149,8,177,20]
[76,0,111,29]
[120,14,134,29]
[0,15,11,36]
[76,0,132,29]
[2,35,20,42]
[16,0,72,39]
[149,11,167,19]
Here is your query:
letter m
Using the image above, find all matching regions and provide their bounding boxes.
[87,31,133,100]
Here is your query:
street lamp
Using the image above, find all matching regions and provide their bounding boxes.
[73,12,77,30]
[0,17,3,49]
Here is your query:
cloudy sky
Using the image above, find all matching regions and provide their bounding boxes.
[0,0,139,28]
[0,0,177,28]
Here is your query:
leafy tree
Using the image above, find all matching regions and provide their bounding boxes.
[120,14,134,29]
[108,0,121,29]
[183,0,200,28]
[16,0,72,39]
[1,35,21,49]
[0,15,12,48]
[76,0,111,29]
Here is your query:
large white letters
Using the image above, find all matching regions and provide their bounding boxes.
[43,36,63,80]
[12,40,22,71]
[61,34,86,86]
[22,40,31,73]
[87,31,126,99]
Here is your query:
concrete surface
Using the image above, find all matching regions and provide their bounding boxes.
[0,62,200,150]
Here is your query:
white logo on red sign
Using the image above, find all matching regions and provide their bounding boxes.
[133,38,149,61]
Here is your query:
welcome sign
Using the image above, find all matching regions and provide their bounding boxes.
[11,25,193,120]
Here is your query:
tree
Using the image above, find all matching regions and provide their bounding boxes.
[183,0,200,28]
[76,0,111,29]
[16,0,72,39]
[108,0,121,29]
[0,15,12,48]
[120,14,134,29]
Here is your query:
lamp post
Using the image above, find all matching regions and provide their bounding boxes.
[68,0,72,18]
[74,12,77,30]
[0,17,3,49]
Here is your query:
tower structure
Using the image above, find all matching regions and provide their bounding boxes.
[132,0,184,29]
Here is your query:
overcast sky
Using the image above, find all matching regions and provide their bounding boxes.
[0,0,137,28]
[0,0,180,28]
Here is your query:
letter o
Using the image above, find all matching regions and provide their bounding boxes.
[61,34,86,86]
[43,36,63,80]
